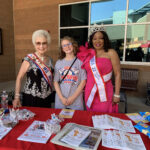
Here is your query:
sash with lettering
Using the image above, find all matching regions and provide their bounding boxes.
[27,53,53,92]
[87,56,112,108]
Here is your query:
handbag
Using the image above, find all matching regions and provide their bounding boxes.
[58,57,77,84]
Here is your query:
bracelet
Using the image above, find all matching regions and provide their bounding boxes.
[15,93,20,99]
[15,95,20,98]
[14,97,20,99]
[114,94,120,98]
[15,93,20,96]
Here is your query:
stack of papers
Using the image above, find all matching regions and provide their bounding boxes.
[18,120,51,143]
[102,130,146,150]
[60,127,91,147]
[0,113,18,140]
[51,123,102,150]
[92,114,135,133]
[0,125,12,140]
[126,113,149,123]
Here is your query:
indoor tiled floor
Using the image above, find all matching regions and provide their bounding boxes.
[0,80,149,113]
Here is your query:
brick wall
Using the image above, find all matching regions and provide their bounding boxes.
[0,0,15,82]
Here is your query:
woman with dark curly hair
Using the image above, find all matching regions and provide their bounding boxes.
[54,36,86,110]
[77,27,121,113]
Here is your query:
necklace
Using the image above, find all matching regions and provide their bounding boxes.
[35,52,45,61]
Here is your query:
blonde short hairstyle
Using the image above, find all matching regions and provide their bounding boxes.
[32,29,51,46]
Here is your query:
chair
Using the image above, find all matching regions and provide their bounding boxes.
[120,91,127,113]
[121,68,139,91]
[120,68,139,113]
[146,82,150,106]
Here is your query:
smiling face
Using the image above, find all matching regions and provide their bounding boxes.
[34,36,48,56]
[61,39,74,55]
[92,31,104,51]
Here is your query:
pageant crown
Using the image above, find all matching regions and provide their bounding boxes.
[89,23,105,35]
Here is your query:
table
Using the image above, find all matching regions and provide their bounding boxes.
[0,107,149,150]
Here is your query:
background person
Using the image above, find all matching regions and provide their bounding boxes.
[77,27,121,113]
[13,29,54,108]
[134,47,144,62]
[54,36,86,110]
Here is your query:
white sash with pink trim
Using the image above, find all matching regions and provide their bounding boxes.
[27,53,53,91]
[87,56,112,108]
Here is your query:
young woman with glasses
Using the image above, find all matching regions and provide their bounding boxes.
[54,36,86,110]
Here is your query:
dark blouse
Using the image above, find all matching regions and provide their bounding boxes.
[23,55,53,100]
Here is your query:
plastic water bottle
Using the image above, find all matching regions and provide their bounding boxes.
[1,91,8,109]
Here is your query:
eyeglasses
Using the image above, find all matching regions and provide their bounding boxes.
[35,42,47,46]
[62,42,72,48]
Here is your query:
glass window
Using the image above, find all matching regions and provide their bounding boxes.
[105,26,125,61]
[60,28,88,46]
[91,0,127,25]
[59,0,150,64]
[128,0,150,23]
[126,24,150,62]
[60,3,89,27]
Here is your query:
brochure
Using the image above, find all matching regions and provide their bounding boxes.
[126,113,149,123]
[92,114,135,133]
[59,109,75,118]
[0,125,12,140]
[18,120,51,144]
[134,122,150,138]
[139,112,150,122]
[0,114,18,140]
[51,123,102,150]
[60,127,91,147]
[102,130,146,150]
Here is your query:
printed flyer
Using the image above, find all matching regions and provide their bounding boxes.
[59,109,75,118]
[102,130,146,150]
[0,125,12,140]
[126,113,149,123]
[92,114,135,133]
[51,123,102,150]
[18,120,51,143]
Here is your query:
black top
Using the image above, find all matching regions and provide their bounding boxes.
[23,55,53,100]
